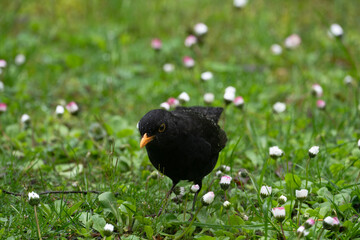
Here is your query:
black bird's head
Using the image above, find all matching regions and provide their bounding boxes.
[138,109,176,148]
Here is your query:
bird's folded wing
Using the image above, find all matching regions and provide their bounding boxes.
[174,106,223,123]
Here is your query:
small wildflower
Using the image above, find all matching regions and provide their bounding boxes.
[223,200,231,209]
[323,216,340,231]
[234,96,244,109]
[284,34,301,49]
[151,38,162,50]
[328,23,343,38]
[174,186,186,196]
[271,44,282,55]
[215,170,223,177]
[0,59,7,68]
[220,165,231,172]
[183,56,195,68]
[15,54,26,65]
[295,189,308,201]
[190,184,200,193]
[204,93,215,104]
[201,191,215,206]
[160,102,170,110]
[220,175,232,190]
[304,218,315,229]
[167,97,180,107]
[260,185,272,198]
[358,139,360,149]
[163,63,175,73]
[184,35,197,47]
[278,195,287,204]
[28,191,40,206]
[243,214,249,221]
[344,75,353,85]
[66,101,79,115]
[297,226,309,237]
[0,103,7,114]
[55,105,65,116]
[272,207,286,222]
[316,99,326,110]
[269,146,284,159]
[233,0,248,9]
[103,223,114,237]
[311,84,323,97]
[201,71,213,81]
[224,86,236,104]
[178,92,190,103]
[238,169,248,178]
[273,102,286,113]
[308,146,319,158]
[194,23,208,36]
[21,114,31,124]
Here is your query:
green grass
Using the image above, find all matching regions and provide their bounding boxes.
[1,0,360,239]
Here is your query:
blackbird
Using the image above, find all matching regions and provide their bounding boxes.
[138,106,227,214]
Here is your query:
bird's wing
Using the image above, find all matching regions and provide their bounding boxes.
[172,108,227,153]
[174,106,223,123]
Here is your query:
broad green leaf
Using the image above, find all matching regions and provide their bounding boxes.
[143,225,153,239]
[285,173,301,190]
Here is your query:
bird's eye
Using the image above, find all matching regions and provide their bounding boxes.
[158,123,166,133]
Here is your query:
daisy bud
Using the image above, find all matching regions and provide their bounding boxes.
[215,170,223,177]
[223,200,231,209]
[103,223,114,237]
[204,93,215,105]
[184,35,197,47]
[270,44,282,55]
[28,191,40,206]
[201,191,215,206]
[190,184,200,193]
[201,71,213,81]
[273,102,286,113]
[167,97,180,107]
[66,101,79,115]
[21,114,31,124]
[304,218,315,229]
[183,56,195,68]
[242,214,249,221]
[0,81,4,91]
[260,185,272,198]
[316,99,326,110]
[278,195,287,204]
[308,146,319,158]
[357,139,360,149]
[0,59,7,68]
[194,23,208,36]
[148,171,160,179]
[297,226,309,237]
[234,96,244,109]
[295,189,308,201]
[220,175,232,190]
[238,170,248,178]
[15,54,26,65]
[311,84,323,97]
[344,75,353,85]
[220,165,231,172]
[284,34,301,49]
[174,186,186,196]
[323,216,340,231]
[272,207,286,222]
[151,38,162,50]
[178,92,190,103]
[163,63,175,73]
[269,146,284,159]
[233,0,248,9]
[328,23,343,38]
[55,105,65,117]
[160,102,170,111]
[0,103,7,114]
[224,86,236,104]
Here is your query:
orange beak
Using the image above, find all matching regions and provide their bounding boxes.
[140,133,155,148]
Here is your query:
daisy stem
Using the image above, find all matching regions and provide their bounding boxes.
[34,205,42,240]
[174,205,203,240]
[297,201,302,226]
[280,222,286,240]
[305,157,310,188]
[317,228,325,240]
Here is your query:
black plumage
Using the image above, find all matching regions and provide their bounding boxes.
[138,106,227,213]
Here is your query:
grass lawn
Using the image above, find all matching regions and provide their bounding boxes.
[1,0,360,239]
